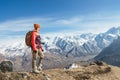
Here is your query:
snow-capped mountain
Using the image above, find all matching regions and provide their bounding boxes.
[43,27,120,57]
[0,27,120,58]
[0,27,120,71]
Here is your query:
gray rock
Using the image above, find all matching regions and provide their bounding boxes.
[0,60,13,72]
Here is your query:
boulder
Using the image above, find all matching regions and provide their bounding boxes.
[0,60,13,72]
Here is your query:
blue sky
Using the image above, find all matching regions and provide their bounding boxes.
[1,0,120,37]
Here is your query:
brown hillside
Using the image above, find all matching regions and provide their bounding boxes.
[0,62,120,80]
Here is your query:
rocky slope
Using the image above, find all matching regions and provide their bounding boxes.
[0,62,120,80]
[94,36,120,67]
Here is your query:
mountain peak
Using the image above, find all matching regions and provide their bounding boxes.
[106,26,120,34]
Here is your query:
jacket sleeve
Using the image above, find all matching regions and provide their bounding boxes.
[31,31,37,51]
[40,44,44,51]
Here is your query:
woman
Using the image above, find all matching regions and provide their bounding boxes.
[31,24,44,73]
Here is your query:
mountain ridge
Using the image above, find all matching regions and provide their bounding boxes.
[1,26,120,57]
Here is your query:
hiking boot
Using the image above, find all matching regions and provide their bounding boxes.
[32,67,40,74]
[37,64,42,71]
[33,69,40,74]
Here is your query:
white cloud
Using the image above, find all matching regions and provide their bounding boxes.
[0,15,120,34]
[0,17,52,31]
[55,17,81,25]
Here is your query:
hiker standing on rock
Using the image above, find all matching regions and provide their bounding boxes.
[31,24,44,73]
[25,24,44,73]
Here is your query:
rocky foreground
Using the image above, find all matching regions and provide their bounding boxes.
[0,61,120,80]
